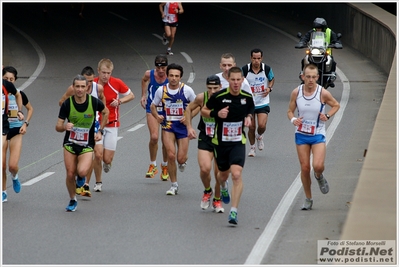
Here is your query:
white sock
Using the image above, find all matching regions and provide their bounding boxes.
[150,161,156,166]
[230,207,238,213]
[162,162,168,166]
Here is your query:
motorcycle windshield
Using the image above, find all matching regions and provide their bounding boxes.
[310,32,327,49]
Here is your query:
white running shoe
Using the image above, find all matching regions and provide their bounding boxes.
[178,162,187,172]
[166,185,178,195]
[103,163,111,173]
[200,190,213,210]
[94,182,102,192]
[256,134,264,151]
[248,146,256,157]
[212,199,224,213]
[162,33,169,45]
[301,198,313,210]
[315,173,329,194]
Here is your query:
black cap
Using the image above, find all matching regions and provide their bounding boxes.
[206,75,221,85]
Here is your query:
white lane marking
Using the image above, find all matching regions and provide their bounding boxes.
[187,72,195,84]
[128,124,145,132]
[4,22,46,91]
[109,11,128,21]
[22,172,54,186]
[21,136,124,186]
[152,33,163,41]
[180,52,194,83]
[180,52,193,63]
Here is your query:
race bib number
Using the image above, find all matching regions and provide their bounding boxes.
[297,120,317,135]
[156,102,163,112]
[167,14,177,23]
[222,121,242,142]
[165,101,184,121]
[205,121,215,137]
[251,84,265,95]
[69,127,90,146]
[7,103,18,122]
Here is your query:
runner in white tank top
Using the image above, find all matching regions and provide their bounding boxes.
[287,63,340,211]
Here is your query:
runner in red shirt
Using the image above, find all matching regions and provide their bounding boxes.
[159,2,184,55]
[93,58,135,192]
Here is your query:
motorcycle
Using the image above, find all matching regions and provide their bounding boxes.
[295,31,342,89]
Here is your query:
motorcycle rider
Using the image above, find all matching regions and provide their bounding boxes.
[295,17,342,87]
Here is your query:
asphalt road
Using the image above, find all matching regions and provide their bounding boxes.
[2,3,387,265]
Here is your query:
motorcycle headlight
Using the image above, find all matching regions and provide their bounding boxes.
[311,48,321,55]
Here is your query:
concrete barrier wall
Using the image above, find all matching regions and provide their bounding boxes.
[339,4,397,241]
[346,3,396,74]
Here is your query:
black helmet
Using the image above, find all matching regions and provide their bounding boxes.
[313,17,327,30]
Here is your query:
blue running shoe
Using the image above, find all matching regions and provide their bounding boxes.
[221,181,230,204]
[2,191,8,203]
[228,211,238,225]
[12,174,21,193]
[66,199,77,212]
[76,176,86,188]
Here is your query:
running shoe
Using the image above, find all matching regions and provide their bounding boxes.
[212,199,224,213]
[201,190,213,210]
[167,50,174,56]
[2,191,7,203]
[146,164,158,178]
[12,174,21,193]
[75,186,83,195]
[76,176,86,188]
[166,184,178,195]
[94,182,102,192]
[160,165,169,181]
[220,181,230,204]
[162,33,169,45]
[256,134,264,151]
[301,198,313,210]
[228,211,238,225]
[81,184,92,198]
[66,199,78,212]
[103,163,112,173]
[315,173,329,194]
[178,161,187,172]
[248,146,256,157]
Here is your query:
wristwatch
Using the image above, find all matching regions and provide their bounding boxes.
[24,121,29,127]
[268,87,273,92]
[98,129,104,135]
[325,114,331,120]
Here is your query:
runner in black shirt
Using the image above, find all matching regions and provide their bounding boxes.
[201,67,254,225]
